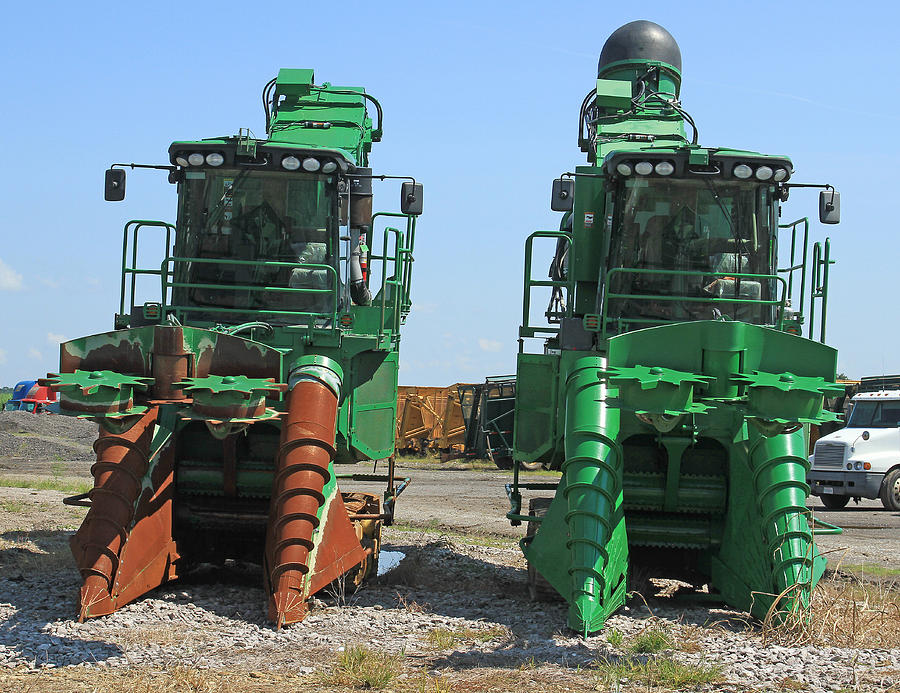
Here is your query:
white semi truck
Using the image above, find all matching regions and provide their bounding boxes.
[808,385,900,510]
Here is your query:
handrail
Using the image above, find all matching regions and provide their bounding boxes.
[120,220,175,317]
[777,218,809,319]
[371,212,416,318]
[161,256,339,321]
[808,238,833,343]
[600,267,787,340]
[521,231,573,338]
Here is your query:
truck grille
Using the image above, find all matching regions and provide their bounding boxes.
[813,441,847,469]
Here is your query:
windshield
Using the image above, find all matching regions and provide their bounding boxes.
[606,177,776,328]
[847,401,900,428]
[173,170,338,321]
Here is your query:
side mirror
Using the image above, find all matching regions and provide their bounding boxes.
[551,178,574,212]
[819,189,840,224]
[401,182,423,216]
[105,168,126,201]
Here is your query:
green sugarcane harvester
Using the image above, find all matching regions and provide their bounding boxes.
[43,69,422,627]
[506,21,843,636]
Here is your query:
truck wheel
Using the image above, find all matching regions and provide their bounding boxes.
[820,494,850,509]
[880,469,900,511]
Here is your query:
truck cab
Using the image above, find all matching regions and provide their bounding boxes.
[809,390,900,509]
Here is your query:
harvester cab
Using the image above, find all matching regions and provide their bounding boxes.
[43,68,421,628]
[508,21,843,636]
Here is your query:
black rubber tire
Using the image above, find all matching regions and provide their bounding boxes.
[820,494,851,510]
[880,469,900,511]
[493,455,514,470]
[526,498,561,601]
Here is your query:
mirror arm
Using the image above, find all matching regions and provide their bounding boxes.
[110,162,177,172]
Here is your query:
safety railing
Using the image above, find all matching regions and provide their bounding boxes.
[777,218,833,344]
[808,238,833,343]
[161,256,340,324]
[119,211,416,337]
[777,218,810,318]
[119,220,176,318]
[370,212,417,342]
[520,231,574,339]
[599,267,787,340]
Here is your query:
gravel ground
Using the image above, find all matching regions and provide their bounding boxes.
[1,411,899,692]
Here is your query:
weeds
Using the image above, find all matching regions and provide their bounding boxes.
[606,628,623,648]
[49,462,65,477]
[628,625,674,654]
[322,644,403,689]
[395,592,430,613]
[0,500,27,513]
[426,625,510,650]
[593,656,722,689]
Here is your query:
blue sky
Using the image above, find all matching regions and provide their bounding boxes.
[1,1,897,386]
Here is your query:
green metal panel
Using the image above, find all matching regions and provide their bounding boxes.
[348,350,399,461]
[513,352,559,463]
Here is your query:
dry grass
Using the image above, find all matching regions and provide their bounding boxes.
[761,568,900,648]
[0,532,73,574]
[425,625,510,650]
[6,666,294,693]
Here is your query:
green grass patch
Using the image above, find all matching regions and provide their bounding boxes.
[0,393,10,408]
[321,644,403,689]
[426,625,509,649]
[841,563,900,578]
[49,462,66,477]
[628,626,674,654]
[0,500,27,513]
[606,628,623,648]
[593,656,722,689]
[0,476,92,495]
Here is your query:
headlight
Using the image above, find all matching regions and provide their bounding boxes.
[187,153,205,166]
[654,161,674,176]
[175,155,190,167]
[321,161,338,174]
[733,164,752,179]
[854,461,863,470]
[846,463,853,470]
[616,162,633,176]
[773,168,788,182]
[281,155,301,171]
[302,157,321,172]
[205,153,224,167]
[755,166,774,181]
[634,161,653,176]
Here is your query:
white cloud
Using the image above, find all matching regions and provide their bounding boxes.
[478,338,502,353]
[47,333,67,345]
[27,348,42,360]
[0,258,23,291]
[0,348,7,365]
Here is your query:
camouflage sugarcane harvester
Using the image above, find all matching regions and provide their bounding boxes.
[506,22,844,636]
[43,70,423,627]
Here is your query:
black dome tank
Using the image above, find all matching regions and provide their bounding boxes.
[597,21,682,75]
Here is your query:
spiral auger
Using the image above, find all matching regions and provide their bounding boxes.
[562,356,627,636]
[749,428,817,616]
[74,407,159,621]
[265,356,368,628]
